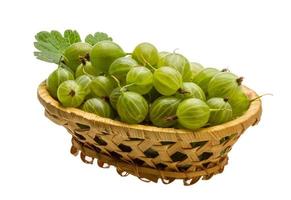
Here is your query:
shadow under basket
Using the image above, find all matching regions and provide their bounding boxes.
[37,82,262,186]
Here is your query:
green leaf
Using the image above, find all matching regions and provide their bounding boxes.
[85,32,112,46]
[34,30,81,64]
[64,30,81,45]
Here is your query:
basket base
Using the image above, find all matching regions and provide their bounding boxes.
[70,138,228,186]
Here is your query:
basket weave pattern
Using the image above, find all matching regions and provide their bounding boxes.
[38,82,262,185]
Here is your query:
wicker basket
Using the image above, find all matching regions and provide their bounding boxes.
[37,81,262,185]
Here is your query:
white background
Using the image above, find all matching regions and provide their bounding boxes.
[0,0,290,199]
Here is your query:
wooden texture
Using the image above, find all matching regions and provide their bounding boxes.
[37,82,262,185]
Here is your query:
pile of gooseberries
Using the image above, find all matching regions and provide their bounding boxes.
[44,38,254,131]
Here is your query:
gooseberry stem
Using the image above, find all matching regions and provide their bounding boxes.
[125,52,132,56]
[80,57,87,65]
[69,89,75,97]
[173,48,179,54]
[147,64,157,71]
[141,55,157,71]
[236,77,244,85]
[250,93,273,102]
[81,67,95,79]
[110,75,122,88]
[102,96,110,102]
[210,108,232,112]
[165,115,178,121]
[84,53,90,61]
[60,55,69,66]
[58,58,72,73]
[178,88,190,94]
[58,55,66,66]
[119,83,136,93]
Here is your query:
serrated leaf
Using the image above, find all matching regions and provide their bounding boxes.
[34,51,62,63]
[33,29,81,64]
[64,30,81,45]
[85,32,112,46]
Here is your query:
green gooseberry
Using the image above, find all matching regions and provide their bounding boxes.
[82,98,113,118]
[190,62,204,80]
[117,91,148,124]
[207,97,233,125]
[90,76,115,98]
[228,88,250,118]
[150,96,181,127]
[157,51,171,66]
[75,60,100,78]
[75,64,86,78]
[75,75,92,96]
[153,66,182,96]
[108,56,138,83]
[158,53,192,81]
[132,42,159,67]
[192,67,220,94]
[126,66,153,95]
[109,87,122,110]
[63,42,92,72]
[176,98,210,130]
[175,82,206,101]
[46,67,74,99]
[90,40,125,73]
[208,72,243,98]
[57,80,86,107]
[230,90,270,119]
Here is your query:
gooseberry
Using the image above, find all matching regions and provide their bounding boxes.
[207,97,232,125]
[132,42,159,67]
[117,91,148,124]
[175,82,206,101]
[63,42,92,72]
[207,72,243,98]
[150,96,181,127]
[82,98,113,118]
[126,66,153,95]
[192,67,220,94]
[90,40,125,73]
[46,67,74,99]
[153,66,182,96]
[109,87,122,110]
[228,89,250,118]
[75,60,99,78]
[108,56,138,84]
[57,80,86,107]
[75,75,92,96]
[176,98,210,130]
[158,53,191,81]
[190,62,204,80]
[157,51,171,66]
[90,75,115,99]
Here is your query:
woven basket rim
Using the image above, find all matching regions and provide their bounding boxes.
[37,81,262,137]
